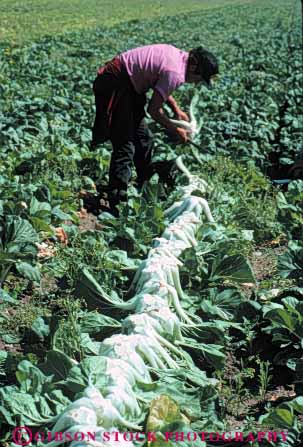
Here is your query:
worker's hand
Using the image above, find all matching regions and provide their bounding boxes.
[175,127,189,143]
[175,110,190,122]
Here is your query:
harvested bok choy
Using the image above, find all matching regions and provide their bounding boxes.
[164,196,214,222]
[152,237,188,257]
[105,380,141,417]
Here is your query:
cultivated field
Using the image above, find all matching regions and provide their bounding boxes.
[0,1,302,446]
[1,0,254,44]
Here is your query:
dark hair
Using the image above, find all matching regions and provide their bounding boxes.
[190,47,219,86]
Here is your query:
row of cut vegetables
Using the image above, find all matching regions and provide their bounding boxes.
[42,155,214,447]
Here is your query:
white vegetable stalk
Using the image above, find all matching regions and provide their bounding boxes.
[95,397,142,429]
[134,291,168,312]
[123,309,182,340]
[168,118,197,136]
[106,372,137,391]
[105,358,148,386]
[175,155,194,178]
[176,183,202,197]
[173,216,200,237]
[99,335,151,379]
[189,91,203,136]
[49,382,142,436]
[165,196,214,222]
[122,314,182,360]
[162,222,197,247]
[175,211,201,225]
[158,280,195,324]
[130,263,168,293]
[128,259,167,295]
[50,407,97,435]
[105,383,141,417]
[153,237,188,257]
[105,333,178,370]
[147,245,184,260]
[131,279,192,324]
[130,255,183,295]
[167,91,202,138]
[190,175,210,192]
[175,157,209,193]
[123,313,163,336]
[149,306,183,340]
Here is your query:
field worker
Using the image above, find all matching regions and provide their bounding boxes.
[91,44,219,215]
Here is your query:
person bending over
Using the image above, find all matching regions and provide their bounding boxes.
[91,44,218,215]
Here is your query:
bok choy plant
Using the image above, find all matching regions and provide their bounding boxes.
[0,216,40,286]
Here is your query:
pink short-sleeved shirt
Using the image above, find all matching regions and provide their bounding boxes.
[119,44,189,102]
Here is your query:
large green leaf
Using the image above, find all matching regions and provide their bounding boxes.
[179,338,225,369]
[31,316,50,340]
[79,311,121,337]
[64,356,108,393]
[80,333,101,355]
[0,387,54,426]
[29,196,52,221]
[0,216,39,285]
[0,384,69,427]
[291,396,303,414]
[200,287,244,320]
[278,241,303,279]
[30,216,53,233]
[16,360,52,394]
[39,350,75,382]
[258,403,294,429]
[263,305,296,332]
[2,216,38,248]
[139,367,216,423]
[16,261,40,282]
[183,320,230,345]
[263,298,303,336]
[74,268,126,314]
[209,254,255,284]
[105,249,140,270]
[0,288,17,303]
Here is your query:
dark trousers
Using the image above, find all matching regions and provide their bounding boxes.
[92,71,153,192]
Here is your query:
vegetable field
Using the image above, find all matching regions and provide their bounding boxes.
[0,0,303,446]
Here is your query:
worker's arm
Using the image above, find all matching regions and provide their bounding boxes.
[147,90,189,142]
[166,95,189,122]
